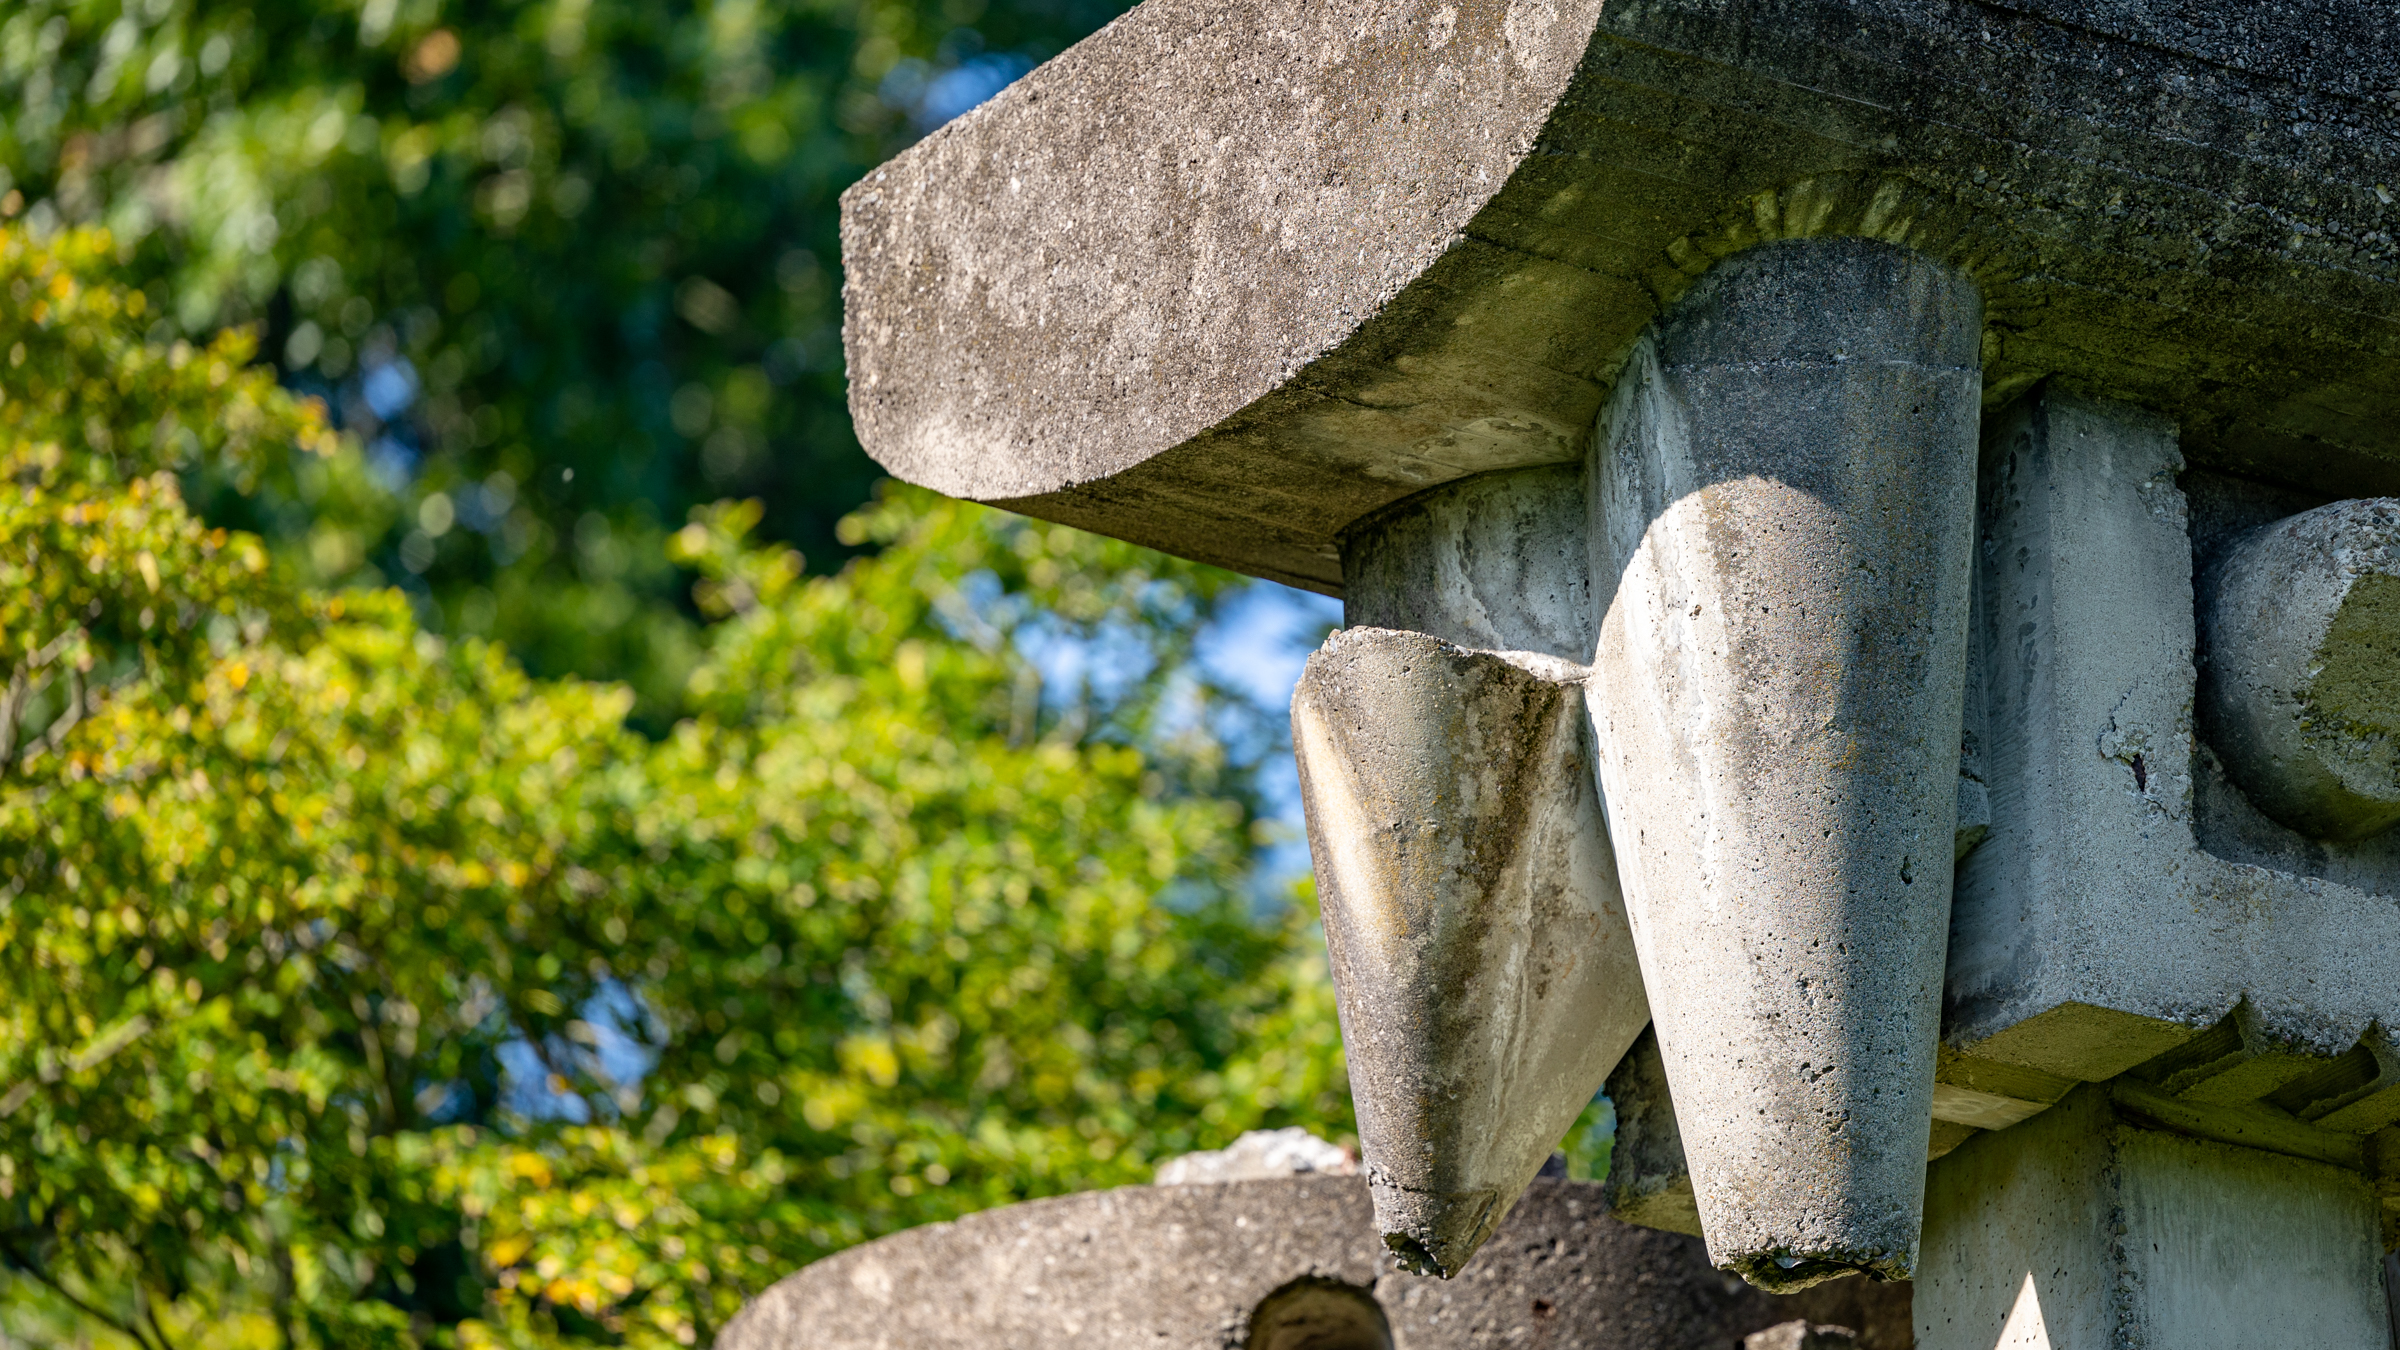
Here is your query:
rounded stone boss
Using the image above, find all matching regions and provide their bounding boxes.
[2201,498,2400,842]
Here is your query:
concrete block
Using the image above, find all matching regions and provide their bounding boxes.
[1600,1027,1702,1240]
[1916,1085,2394,1350]
[717,1176,1902,1350]
[1948,387,2400,1088]
[2129,1002,2322,1107]
[1341,464,1590,662]
[842,0,2400,592]
[1585,237,1981,1290]
[1293,627,1645,1277]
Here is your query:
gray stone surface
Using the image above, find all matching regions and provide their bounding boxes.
[1747,1322,1863,1350]
[1916,1085,2393,1350]
[842,0,2400,591]
[2185,472,2400,890]
[2199,499,2400,842]
[718,1176,1913,1350]
[1292,627,1645,1277]
[1342,465,1591,662]
[1600,1027,1702,1239]
[1948,387,2400,1089]
[1583,238,1981,1290]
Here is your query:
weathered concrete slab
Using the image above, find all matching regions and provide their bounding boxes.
[842,0,2400,591]
[718,1176,1915,1349]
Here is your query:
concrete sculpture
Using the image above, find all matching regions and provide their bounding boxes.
[2200,499,2400,842]
[1294,627,1639,1278]
[1293,466,1648,1278]
[720,1151,1915,1349]
[1582,238,1981,1288]
[817,0,2400,1343]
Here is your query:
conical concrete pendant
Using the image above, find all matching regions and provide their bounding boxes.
[1585,238,1981,1290]
[1293,626,1647,1279]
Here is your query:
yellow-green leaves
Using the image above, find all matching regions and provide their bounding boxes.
[0,227,1347,1350]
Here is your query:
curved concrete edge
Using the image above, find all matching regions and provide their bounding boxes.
[717,1176,1916,1350]
[1293,627,1647,1278]
[838,0,1606,505]
[2199,499,2400,843]
[842,0,2400,591]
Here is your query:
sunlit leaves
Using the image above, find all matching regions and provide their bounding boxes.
[0,0,1139,720]
[0,229,1347,1349]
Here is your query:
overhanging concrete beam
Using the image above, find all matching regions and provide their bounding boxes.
[841,0,2400,592]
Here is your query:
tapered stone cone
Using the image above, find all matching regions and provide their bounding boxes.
[1585,238,1981,1291]
[1293,626,1648,1279]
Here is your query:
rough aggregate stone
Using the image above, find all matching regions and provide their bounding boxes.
[2199,499,2400,842]
[1950,389,2400,1076]
[717,1176,1913,1349]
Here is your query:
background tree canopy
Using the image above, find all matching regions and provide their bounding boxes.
[0,2,1630,1343]
[1,0,1134,716]
[0,226,1351,1348]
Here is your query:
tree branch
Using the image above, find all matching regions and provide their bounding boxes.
[0,1235,160,1350]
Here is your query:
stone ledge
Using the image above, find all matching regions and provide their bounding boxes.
[720,1176,1914,1349]
[842,0,2400,590]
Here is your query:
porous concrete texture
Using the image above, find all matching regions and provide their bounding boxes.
[1583,238,1980,1290]
[1603,1029,2055,1246]
[1611,1002,2400,1265]
[1915,1085,2393,1350]
[842,0,2400,592]
[1292,627,1645,1278]
[1947,387,2400,1109]
[2185,472,2400,891]
[717,1176,1915,1350]
[1341,465,1590,662]
[2199,498,2400,842]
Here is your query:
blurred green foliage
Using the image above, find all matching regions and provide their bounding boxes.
[0,0,1134,717]
[1558,1096,1615,1184]
[0,228,1348,1348]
